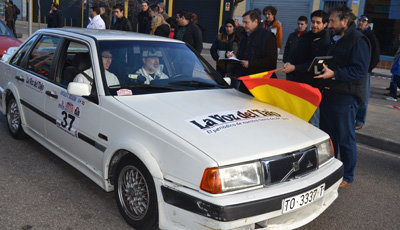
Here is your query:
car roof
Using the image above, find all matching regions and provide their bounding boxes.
[35,28,184,44]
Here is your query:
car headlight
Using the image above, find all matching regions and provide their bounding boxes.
[200,162,262,194]
[317,139,335,166]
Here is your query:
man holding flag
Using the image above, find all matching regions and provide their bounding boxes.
[227,10,277,94]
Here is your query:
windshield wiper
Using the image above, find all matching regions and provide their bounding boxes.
[168,80,228,88]
[109,84,185,91]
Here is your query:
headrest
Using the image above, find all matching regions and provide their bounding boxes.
[73,53,92,71]
[142,49,162,58]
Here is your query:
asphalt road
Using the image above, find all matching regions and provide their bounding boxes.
[0,114,399,229]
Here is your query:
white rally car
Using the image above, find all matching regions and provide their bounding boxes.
[0,28,343,230]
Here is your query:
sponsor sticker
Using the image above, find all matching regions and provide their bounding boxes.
[187,108,288,135]
[117,89,133,96]
[57,90,86,137]
[25,76,44,93]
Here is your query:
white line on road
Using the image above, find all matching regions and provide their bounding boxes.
[358,143,400,159]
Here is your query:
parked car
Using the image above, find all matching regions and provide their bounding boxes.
[0,28,343,230]
[0,19,22,58]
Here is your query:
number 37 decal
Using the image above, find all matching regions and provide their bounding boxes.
[60,111,76,131]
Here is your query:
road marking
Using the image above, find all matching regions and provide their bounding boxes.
[358,143,400,159]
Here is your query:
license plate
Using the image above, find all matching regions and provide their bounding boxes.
[282,184,325,214]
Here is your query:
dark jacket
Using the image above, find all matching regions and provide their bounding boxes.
[111,17,132,31]
[283,30,305,63]
[47,9,63,28]
[210,33,233,61]
[237,25,277,76]
[289,29,331,87]
[5,5,14,22]
[100,14,110,29]
[361,27,380,72]
[13,5,20,20]
[321,23,370,103]
[154,24,170,37]
[138,10,149,33]
[174,22,203,53]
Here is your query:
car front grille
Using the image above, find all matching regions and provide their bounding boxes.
[262,148,318,185]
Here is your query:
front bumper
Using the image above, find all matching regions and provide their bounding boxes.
[159,159,343,230]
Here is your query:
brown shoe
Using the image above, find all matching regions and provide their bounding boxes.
[355,124,363,130]
[339,180,352,188]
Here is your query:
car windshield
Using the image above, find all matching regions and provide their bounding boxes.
[0,20,14,37]
[97,41,229,96]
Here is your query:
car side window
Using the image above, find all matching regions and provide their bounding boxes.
[10,34,39,67]
[27,35,61,79]
[57,41,91,87]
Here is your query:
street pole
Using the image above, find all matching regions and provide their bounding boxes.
[29,0,33,36]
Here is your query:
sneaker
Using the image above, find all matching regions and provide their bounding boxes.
[385,97,398,102]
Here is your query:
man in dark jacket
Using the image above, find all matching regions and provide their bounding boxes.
[174,10,203,53]
[47,3,63,28]
[355,15,381,130]
[100,7,110,29]
[283,16,308,64]
[314,6,370,188]
[227,10,277,93]
[138,1,149,33]
[5,2,16,36]
[111,4,132,31]
[282,10,331,127]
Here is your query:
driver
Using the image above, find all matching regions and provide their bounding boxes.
[135,49,168,84]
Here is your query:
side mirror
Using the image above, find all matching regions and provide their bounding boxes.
[67,82,91,96]
[223,77,231,86]
[1,47,19,62]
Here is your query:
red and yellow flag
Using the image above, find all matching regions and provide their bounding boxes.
[239,71,321,122]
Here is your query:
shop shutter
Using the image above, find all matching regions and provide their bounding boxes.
[250,0,311,54]
[173,0,221,43]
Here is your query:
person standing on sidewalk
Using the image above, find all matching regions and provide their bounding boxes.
[5,2,16,37]
[111,4,132,32]
[282,10,331,128]
[47,3,63,28]
[138,1,150,33]
[315,5,370,188]
[262,6,283,54]
[355,15,380,129]
[386,47,400,102]
[174,10,203,53]
[87,6,106,29]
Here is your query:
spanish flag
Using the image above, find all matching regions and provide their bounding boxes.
[239,71,321,122]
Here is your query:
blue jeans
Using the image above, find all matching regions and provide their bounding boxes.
[320,92,359,183]
[389,74,400,99]
[355,74,370,126]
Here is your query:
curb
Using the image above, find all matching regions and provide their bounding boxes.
[356,132,400,154]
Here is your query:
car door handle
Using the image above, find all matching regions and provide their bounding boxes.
[45,91,58,99]
[15,76,24,82]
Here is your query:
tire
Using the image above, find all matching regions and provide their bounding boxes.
[6,98,26,139]
[114,155,158,230]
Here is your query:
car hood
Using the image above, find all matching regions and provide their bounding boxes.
[114,89,329,165]
[0,36,21,57]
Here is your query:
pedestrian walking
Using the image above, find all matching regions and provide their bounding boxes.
[210,19,235,76]
[262,6,283,53]
[100,7,110,29]
[111,4,132,32]
[151,14,170,37]
[47,3,63,28]
[282,10,331,128]
[315,5,370,188]
[385,47,400,102]
[87,6,106,29]
[138,1,150,33]
[174,10,203,53]
[227,10,277,93]
[355,15,381,129]
[283,16,308,64]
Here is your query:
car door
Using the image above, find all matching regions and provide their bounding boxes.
[44,39,105,172]
[9,34,61,137]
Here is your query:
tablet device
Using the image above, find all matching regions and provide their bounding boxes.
[307,56,333,75]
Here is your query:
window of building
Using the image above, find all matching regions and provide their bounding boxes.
[364,0,400,56]
[323,0,348,11]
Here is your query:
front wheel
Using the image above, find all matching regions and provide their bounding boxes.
[6,98,26,139]
[114,156,158,230]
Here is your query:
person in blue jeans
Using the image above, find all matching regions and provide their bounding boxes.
[386,47,400,102]
[355,15,380,130]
